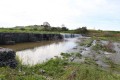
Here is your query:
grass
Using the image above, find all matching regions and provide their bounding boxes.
[33,58,67,78]
[92,43,103,51]
[104,57,120,72]
[0,28,76,34]
[80,38,93,47]
[57,58,120,80]
[88,30,120,42]
[92,37,120,42]
[60,52,82,59]
[60,52,72,58]
[0,56,120,80]
[0,28,60,34]
[92,40,116,53]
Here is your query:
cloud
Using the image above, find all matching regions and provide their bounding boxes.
[0,0,119,31]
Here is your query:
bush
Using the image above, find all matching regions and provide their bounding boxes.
[60,53,71,58]
[103,32,114,37]
[75,27,88,34]
[20,28,25,30]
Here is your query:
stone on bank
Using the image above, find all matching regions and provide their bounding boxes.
[0,47,17,68]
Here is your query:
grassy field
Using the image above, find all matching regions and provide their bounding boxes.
[0,28,59,34]
[0,56,120,80]
[0,27,120,35]
[87,30,120,42]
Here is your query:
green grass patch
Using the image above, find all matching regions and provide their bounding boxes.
[60,52,72,58]
[80,38,93,47]
[58,63,120,80]
[61,52,82,59]
[0,28,61,34]
[0,56,120,80]
[92,42,116,53]
[92,37,120,42]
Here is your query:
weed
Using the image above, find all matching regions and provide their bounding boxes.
[60,52,71,58]
[92,43,103,51]
[80,38,93,47]
[75,53,82,58]
[92,41,116,53]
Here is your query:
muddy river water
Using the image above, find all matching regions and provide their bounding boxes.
[1,37,78,65]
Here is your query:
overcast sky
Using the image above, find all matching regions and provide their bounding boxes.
[0,0,120,31]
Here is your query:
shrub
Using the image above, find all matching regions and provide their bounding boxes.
[20,28,25,30]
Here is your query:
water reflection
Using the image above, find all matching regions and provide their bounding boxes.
[16,38,78,65]
[0,38,78,65]
[0,40,62,51]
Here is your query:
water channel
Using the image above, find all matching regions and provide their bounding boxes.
[1,34,80,65]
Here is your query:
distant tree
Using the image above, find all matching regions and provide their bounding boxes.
[50,27,61,31]
[42,22,51,31]
[75,27,88,34]
[9,28,14,30]
[33,28,38,31]
[20,28,25,30]
[61,24,69,31]
[56,27,62,31]
[61,27,69,31]
[43,22,50,27]
[81,27,88,34]
[61,24,65,27]
[51,27,58,31]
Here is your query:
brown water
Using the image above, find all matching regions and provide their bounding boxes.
[1,38,78,65]
[1,40,62,51]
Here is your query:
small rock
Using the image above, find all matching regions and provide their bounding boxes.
[104,52,112,55]
[73,47,77,49]
[69,57,75,62]
[0,48,17,68]
[39,69,46,74]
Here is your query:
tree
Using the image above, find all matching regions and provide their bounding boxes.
[61,27,69,31]
[51,27,58,31]
[75,27,88,34]
[43,22,50,27]
[61,24,65,27]
[81,27,88,34]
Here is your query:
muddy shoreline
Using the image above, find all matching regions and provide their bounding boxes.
[67,37,120,70]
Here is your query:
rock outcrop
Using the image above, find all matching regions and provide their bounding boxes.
[0,33,63,45]
[0,47,17,68]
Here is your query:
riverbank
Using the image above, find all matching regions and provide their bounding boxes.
[0,33,63,45]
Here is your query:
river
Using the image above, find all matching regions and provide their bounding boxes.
[1,37,79,65]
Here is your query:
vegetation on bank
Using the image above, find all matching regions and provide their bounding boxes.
[0,56,120,80]
[0,24,69,34]
[0,25,88,34]
[79,38,93,47]
[92,36,120,42]
[0,28,60,34]
[0,26,120,36]
[88,30,120,42]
